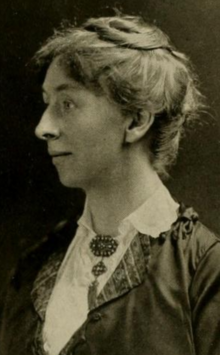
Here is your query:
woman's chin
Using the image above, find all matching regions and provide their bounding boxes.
[57,172,79,188]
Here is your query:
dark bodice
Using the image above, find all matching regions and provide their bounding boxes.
[1,205,220,355]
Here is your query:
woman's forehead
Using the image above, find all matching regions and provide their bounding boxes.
[42,57,85,94]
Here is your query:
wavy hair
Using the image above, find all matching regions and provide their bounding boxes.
[34,15,203,177]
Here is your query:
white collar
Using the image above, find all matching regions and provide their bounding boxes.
[78,182,179,239]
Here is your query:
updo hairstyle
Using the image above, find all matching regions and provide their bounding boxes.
[34,15,203,177]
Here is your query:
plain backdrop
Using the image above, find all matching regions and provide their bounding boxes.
[0,0,220,293]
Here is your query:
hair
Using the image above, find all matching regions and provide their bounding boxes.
[34,15,203,178]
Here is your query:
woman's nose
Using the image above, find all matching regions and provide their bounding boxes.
[35,110,60,141]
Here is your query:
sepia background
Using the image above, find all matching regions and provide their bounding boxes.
[0,0,220,297]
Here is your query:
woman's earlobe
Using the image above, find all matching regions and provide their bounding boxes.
[125,111,154,144]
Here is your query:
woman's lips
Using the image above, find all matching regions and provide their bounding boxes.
[49,152,72,163]
[51,153,71,157]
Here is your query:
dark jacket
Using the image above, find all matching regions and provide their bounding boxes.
[1,205,220,355]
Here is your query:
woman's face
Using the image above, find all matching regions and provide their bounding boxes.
[35,57,128,190]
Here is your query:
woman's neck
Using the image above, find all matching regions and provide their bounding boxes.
[84,159,161,236]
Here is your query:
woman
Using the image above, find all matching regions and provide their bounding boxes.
[1,14,220,355]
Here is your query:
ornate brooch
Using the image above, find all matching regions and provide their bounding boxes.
[88,235,118,308]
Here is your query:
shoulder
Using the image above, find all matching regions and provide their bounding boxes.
[190,221,220,260]
[172,208,220,354]
[169,204,220,275]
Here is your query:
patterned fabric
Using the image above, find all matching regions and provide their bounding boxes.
[31,252,65,321]
[31,253,66,355]
[93,233,151,310]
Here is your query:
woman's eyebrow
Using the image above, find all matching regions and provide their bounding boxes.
[42,83,80,93]
[56,83,79,92]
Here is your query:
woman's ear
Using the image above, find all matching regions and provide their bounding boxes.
[125,110,154,144]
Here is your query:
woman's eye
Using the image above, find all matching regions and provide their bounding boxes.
[62,100,75,111]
